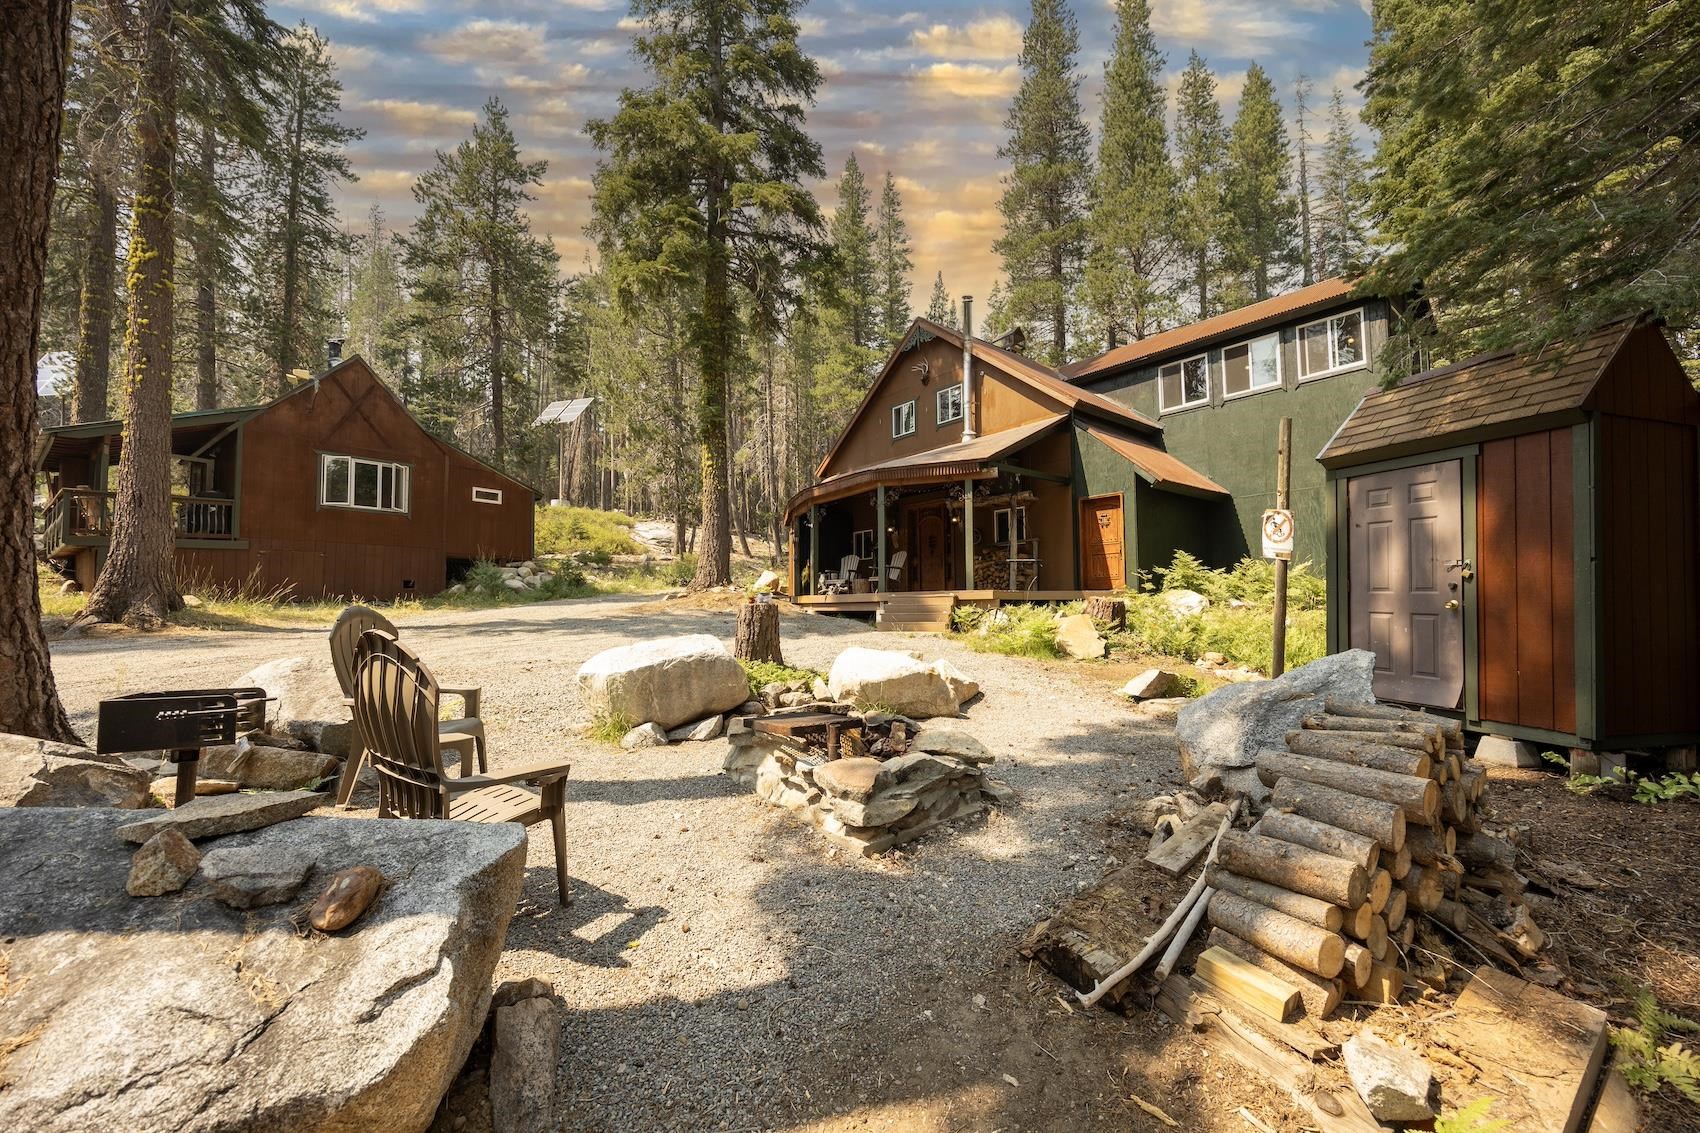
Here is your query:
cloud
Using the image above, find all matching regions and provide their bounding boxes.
[361,98,478,134]
[350,168,417,197]
[909,16,1023,61]
[328,41,377,72]
[910,62,1019,101]
[1149,0,1303,56]
[422,19,548,67]
[285,0,422,24]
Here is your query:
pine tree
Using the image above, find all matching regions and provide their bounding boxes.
[345,204,404,370]
[873,171,912,350]
[829,154,875,349]
[588,0,825,588]
[992,0,1091,364]
[1313,87,1368,279]
[1222,63,1298,301]
[1174,51,1227,319]
[401,98,558,468]
[1082,0,1176,348]
[1293,74,1315,287]
[925,271,956,327]
[2,0,82,740]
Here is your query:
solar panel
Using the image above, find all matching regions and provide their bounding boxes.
[533,397,593,427]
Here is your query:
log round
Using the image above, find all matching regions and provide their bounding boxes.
[1290,726,1435,756]
[1431,897,1471,933]
[1387,842,1413,881]
[1367,868,1392,914]
[1384,888,1408,933]
[1341,941,1374,987]
[1270,779,1407,852]
[1206,927,1343,1020]
[1404,826,1455,868]
[1280,730,1433,778]
[1345,902,1375,940]
[1400,864,1443,912]
[1206,868,1346,931]
[1206,890,1346,979]
[1455,831,1516,872]
[1254,811,1379,873]
[733,600,783,664]
[1321,698,1463,744]
[1255,751,1441,824]
[1359,914,1388,957]
[1216,830,1369,908]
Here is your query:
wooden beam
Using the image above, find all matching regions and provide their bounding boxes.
[876,487,887,592]
[962,478,975,589]
[991,461,1069,483]
[1194,946,1301,1024]
[808,505,820,596]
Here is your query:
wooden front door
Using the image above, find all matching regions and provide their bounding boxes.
[1347,460,1465,707]
[1079,494,1124,591]
[914,505,951,590]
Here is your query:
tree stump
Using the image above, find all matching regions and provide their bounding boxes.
[734,600,782,664]
[1084,595,1126,630]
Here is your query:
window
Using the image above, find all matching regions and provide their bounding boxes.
[1158,354,1210,412]
[936,384,963,425]
[892,400,917,437]
[1222,333,1282,397]
[993,506,1028,546]
[1298,308,1366,379]
[852,529,875,559]
[319,454,409,513]
[472,486,503,505]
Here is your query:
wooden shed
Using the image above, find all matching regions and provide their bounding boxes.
[1319,317,1700,751]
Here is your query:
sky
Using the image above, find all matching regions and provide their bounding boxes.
[275,0,1376,312]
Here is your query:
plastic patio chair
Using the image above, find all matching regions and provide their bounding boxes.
[886,550,907,583]
[352,629,572,905]
[330,604,485,807]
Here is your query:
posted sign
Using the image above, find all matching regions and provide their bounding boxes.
[1261,509,1294,561]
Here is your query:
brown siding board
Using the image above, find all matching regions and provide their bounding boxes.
[1549,438,1576,735]
[1478,439,1518,723]
[1513,432,1556,731]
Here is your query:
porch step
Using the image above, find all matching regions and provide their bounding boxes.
[880,619,952,633]
[877,593,956,633]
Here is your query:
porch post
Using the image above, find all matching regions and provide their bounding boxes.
[808,504,820,595]
[963,478,975,590]
[875,488,888,592]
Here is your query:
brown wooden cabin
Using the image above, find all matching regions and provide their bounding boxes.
[36,357,536,601]
[783,318,1229,629]
[1320,316,1700,751]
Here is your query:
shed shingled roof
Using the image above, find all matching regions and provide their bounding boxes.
[1317,318,1642,466]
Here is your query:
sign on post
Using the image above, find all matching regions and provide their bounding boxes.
[1261,508,1294,561]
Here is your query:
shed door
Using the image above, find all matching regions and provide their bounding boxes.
[915,506,950,590]
[1347,461,1464,707]
[1080,494,1125,591]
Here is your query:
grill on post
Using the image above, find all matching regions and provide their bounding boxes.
[96,688,270,805]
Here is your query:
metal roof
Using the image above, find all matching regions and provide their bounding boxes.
[1080,424,1229,498]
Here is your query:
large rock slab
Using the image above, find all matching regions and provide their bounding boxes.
[826,648,969,719]
[199,739,340,791]
[0,731,152,809]
[1176,650,1376,792]
[116,789,323,843]
[575,634,750,730]
[0,807,527,1133]
[237,657,354,757]
[1055,613,1108,660]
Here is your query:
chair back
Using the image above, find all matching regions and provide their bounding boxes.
[887,550,907,578]
[351,629,450,819]
[840,553,861,578]
[330,605,400,698]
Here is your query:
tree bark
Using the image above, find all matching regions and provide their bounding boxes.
[0,0,81,741]
[81,0,181,629]
[1399,864,1443,912]
[1205,869,1344,931]
[193,123,218,410]
[690,19,732,589]
[1206,889,1346,979]
[733,599,781,665]
[73,146,118,422]
[1301,713,1445,756]
[1281,730,1433,778]
[1269,777,1406,852]
[1215,830,1367,909]
[1255,751,1441,824]
[1253,811,1380,873]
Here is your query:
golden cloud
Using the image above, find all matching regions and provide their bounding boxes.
[911,62,1019,101]
[421,19,547,67]
[362,98,478,134]
[909,16,1022,61]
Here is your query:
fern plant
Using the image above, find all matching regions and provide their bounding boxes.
[1613,987,1700,1104]
[1434,1098,1509,1133]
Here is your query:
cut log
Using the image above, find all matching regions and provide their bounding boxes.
[1341,941,1374,987]
[1367,868,1392,913]
[1300,714,1445,756]
[1456,831,1517,873]
[1216,830,1369,908]
[733,599,783,664]
[1290,726,1434,755]
[1358,914,1389,958]
[1346,902,1375,940]
[1193,945,1302,1024]
[1442,778,1469,825]
[1355,960,1406,1005]
[1256,751,1440,824]
[1401,864,1443,912]
[1270,778,1406,851]
[1394,919,1415,949]
[1404,826,1456,868]
[1207,869,1345,931]
[1084,595,1127,630]
[1387,842,1412,881]
[1145,802,1232,876]
[1322,697,1463,741]
[1207,928,1343,1020]
[1253,811,1380,873]
[1431,897,1471,933]
[1384,888,1408,933]
[1280,730,1433,778]
[1206,889,1347,979]
[1461,765,1486,802]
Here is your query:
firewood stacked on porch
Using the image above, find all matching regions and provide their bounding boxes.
[1196,698,1510,1023]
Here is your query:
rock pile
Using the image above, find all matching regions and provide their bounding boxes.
[447,560,559,596]
[723,708,1010,856]
[0,731,152,809]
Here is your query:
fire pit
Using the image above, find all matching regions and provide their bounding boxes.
[723,704,1011,856]
[96,688,270,804]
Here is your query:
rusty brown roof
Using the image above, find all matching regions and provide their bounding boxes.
[1317,318,1642,466]
[1063,278,1361,383]
[1080,424,1229,498]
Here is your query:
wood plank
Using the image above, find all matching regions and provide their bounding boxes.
[1194,946,1301,1024]
[1144,802,1230,876]
[1585,1060,1642,1133]
[1478,438,1518,724]
[1550,434,1577,735]
[1514,430,1556,731]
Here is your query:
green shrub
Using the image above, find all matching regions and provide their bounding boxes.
[738,658,823,698]
[1542,752,1700,804]
[1117,551,1327,674]
[1612,986,1700,1105]
[534,505,644,558]
[588,710,636,745]
[957,603,1063,659]
[661,554,697,587]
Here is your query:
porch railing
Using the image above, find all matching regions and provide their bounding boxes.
[42,488,236,551]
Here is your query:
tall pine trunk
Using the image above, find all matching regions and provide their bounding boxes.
[82,0,181,629]
[194,123,218,409]
[692,214,733,588]
[1,0,81,740]
[72,165,117,422]
[275,94,305,392]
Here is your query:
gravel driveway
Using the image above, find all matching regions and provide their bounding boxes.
[48,597,1192,1132]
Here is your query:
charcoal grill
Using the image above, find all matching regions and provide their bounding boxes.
[97,688,271,805]
[751,712,860,761]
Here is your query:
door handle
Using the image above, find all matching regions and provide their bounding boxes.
[1444,599,1460,610]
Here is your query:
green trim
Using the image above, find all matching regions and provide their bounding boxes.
[962,478,975,588]
[42,406,258,438]
[875,489,888,593]
[230,422,245,539]
[1323,442,1483,480]
[1326,475,1346,652]
[1594,731,1700,748]
[1320,408,1588,470]
[808,505,820,595]
[1572,421,1597,742]
[187,421,241,459]
[1476,720,1584,750]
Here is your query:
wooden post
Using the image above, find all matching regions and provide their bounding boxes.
[876,487,888,592]
[807,505,819,596]
[963,479,975,589]
[735,599,783,664]
[1272,416,1292,676]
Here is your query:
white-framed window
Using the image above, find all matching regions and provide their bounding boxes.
[1297,308,1366,379]
[1221,332,1282,398]
[472,486,503,505]
[993,506,1028,546]
[936,384,963,425]
[892,399,917,438]
[1158,354,1210,412]
[319,454,409,513]
[852,529,875,559]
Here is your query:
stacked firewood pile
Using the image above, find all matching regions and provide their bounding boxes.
[1190,698,1527,1021]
